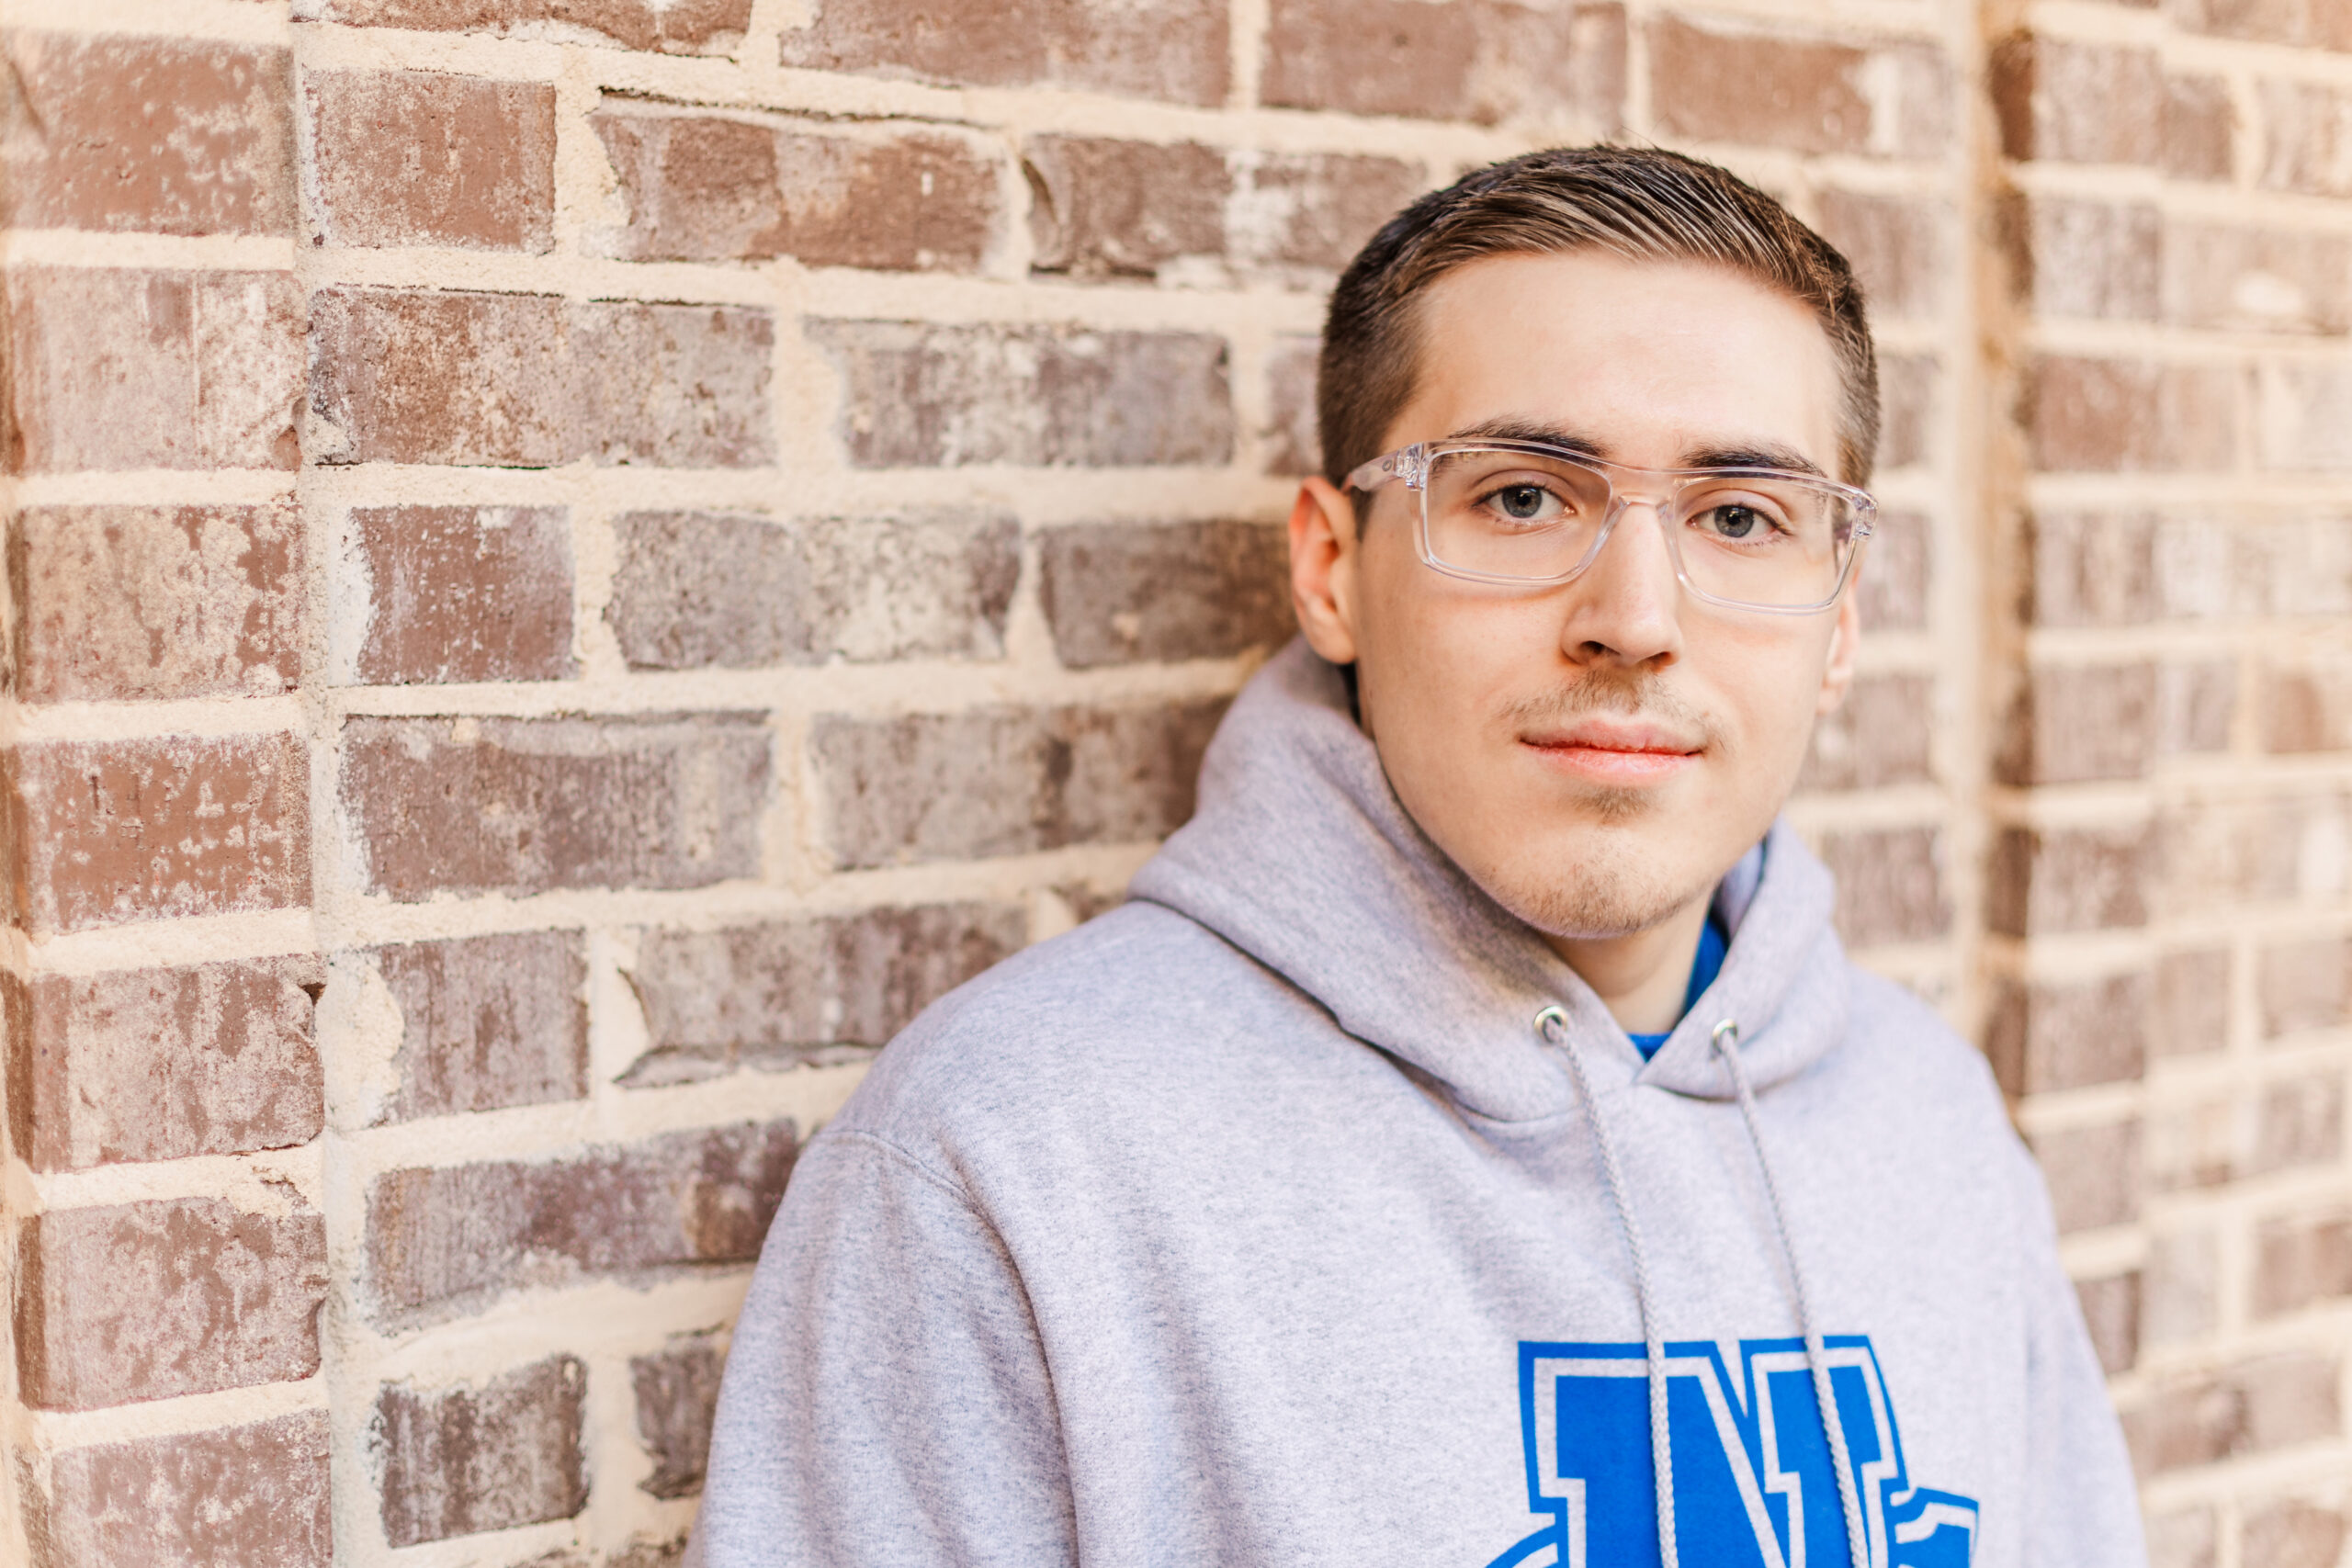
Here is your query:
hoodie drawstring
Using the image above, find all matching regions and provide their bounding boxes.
[1535,1007,1870,1568]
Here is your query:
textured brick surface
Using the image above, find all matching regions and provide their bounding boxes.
[810,321,1233,468]
[2242,1500,2348,1568]
[378,1356,587,1545]
[14,733,311,934]
[43,1413,332,1568]
[353,505,577,683]
[10,504,303,702]
[780,0,1227,104]
[343,714,768,898]
[1039,520,1292,668]
[1649,18,1950,159]
[6,268,303,472]
[1799,674,1934,792]
[813,700,1225,868]
[2260,939,2352,1039]
[2123,1353,2341,1475]
[2031,1121,2143,1233]
[631,1337,721,1497]
[1261,0,1623,127]
[2253,1211,2352,1318]
[1986,972,2150,1095]
[1856,511,1929,631]
[17,1198,327,1409]
[308,71,556,251]
[366,1121,797,1314]
[595,109,997,270]
[310,289,774,468]
[374,931,587,1122]
[2026,357,2237,472]
[6,957,324,1171]
[608,510,1018,670]
[1816,191,1949,321]
[319,0,752,52]
[1993,36,2230,178]
[2154,950,2233,1058]
[621,902,1025,1085]
[0,33,294,236]
[1988,825,2153,936]
[1818,827,1948,946]
[2076,1271,2140,1375]
[1997,663,2158,784]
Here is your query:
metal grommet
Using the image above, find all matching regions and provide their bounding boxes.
[1711,1018,1740,1055]
[1534,1004,1570,1042]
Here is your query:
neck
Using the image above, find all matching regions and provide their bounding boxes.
[1545,894,1713,1034]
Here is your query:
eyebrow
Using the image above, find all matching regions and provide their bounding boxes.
[1444,418,1827,479]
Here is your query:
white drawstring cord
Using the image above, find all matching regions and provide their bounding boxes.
[1711,1020,1871,1568]
[1535,1005,1678,1568]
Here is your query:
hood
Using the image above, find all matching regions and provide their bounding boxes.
[1127,638,1853,1122]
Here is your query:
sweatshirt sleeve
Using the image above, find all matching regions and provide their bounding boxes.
[2012,1145,2148,1567]
[686,1129,1078,1568]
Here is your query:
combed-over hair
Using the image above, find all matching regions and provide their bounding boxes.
[1317,145,1881,491]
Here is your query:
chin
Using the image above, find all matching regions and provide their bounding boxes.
[1471,825,1713,942]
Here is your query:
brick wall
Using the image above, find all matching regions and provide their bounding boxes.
[0,2,2341,1566]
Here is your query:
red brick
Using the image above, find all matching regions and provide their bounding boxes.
[1817,827,1949,946]
[631,1337,721,1497]
[43,1413,331,1568]
[1988,824,2152,936]
[0,33,293,236]
[353,505,575,683]
[2025,356,2237,473]
[2260,659,2352,752]
[812,700,1224,869]
[2154,949,2231,1058]
[2242,1500,2349,1568]
[1992,35,2159,165]
[2146,1508,2216,1568]
[1856,508,1928,630]
[2164,223,2352,335]
[2178,0,2352,48]
[1798,673,1933,791]
[1262,334,1321,477]
[2161,794,2342,909]
[374,931,586,1122]
[1984,971,2149,1095]
[13,733,310,934]
[621,902,1024,1086]
[2029,1119,2141,1232]
[17,1198,326,1409]
[594,109,998,271]
[341,714,768,899]
[2158,661,2236,755]
[2253,1210,2352,1317]
[309,288,774,468]
[1877,355,1935,472]
[781,0,1227,105]
[1264,0,1622,125]
[2263,80,2352,197]
[378,1356,586,1546]
[607,510,1018,671]
[1238,152,1424,276]
[808,320,1232,468]
[366,1120,796,1315]
[316,0,751,52]
[1650,17,1950,159]
[308,71,556,252]
[2075,1271,2139,1374]
[2004,195,2160,321]
[1023,137,1227,281]
[5,268,303,473]
[1040,520,1292,668]
[6,957,323,1172]
[2025,512,2156,627]
[2260,938,2352,1038]
[1996,662,2158,784]
[2122,1352,2340,1475]
[10,504,302,702]
[2164,75,2236,183]
[1815,191,1948,322]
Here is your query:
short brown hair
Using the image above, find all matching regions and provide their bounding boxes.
[1317,145,1880,490]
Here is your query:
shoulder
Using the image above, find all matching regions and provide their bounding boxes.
[1840,963,2021,1146]
[820,901,1344,1170]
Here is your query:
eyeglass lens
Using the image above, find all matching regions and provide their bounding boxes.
[1421,447,1861,608]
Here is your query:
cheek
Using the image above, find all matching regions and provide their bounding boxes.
[1704,632,1835,774]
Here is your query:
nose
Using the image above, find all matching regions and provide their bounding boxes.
[1556,498,1684,669]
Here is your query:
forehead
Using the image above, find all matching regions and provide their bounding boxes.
[1395,251,1843,471]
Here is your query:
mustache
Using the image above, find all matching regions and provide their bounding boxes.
[1499,673,1719,750]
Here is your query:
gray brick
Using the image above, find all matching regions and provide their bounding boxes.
[378,1356,586,1546]
[1040,520,1291,668]
[631,1337,722,1498]
[372,931,587,1122]
[44,1413,330,1568]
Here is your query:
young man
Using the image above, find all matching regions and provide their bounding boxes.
[689,147,2144,1568]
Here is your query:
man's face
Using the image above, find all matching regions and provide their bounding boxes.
[1291,250,1861,941]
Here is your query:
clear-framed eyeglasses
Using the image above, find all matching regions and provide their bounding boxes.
[1345,439,1876,615]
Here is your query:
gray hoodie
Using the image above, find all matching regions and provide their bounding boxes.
[690,640,2145,1568]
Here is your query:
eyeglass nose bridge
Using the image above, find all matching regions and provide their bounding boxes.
[1561,487,1700,593]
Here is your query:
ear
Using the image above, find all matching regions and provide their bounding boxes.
[1816,563,1863,716]
[1289,477,1363,666]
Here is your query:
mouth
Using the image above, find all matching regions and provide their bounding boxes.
[1519,719,1703,785]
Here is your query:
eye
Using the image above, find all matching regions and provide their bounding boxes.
[1477,481,1565,525]
[1693,500,1786,542]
